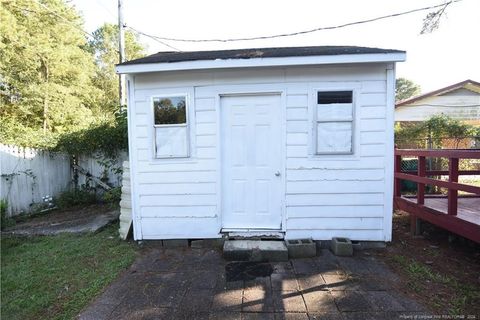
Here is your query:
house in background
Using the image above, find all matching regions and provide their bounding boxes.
[116,46,405,241]
[395,79,480,125]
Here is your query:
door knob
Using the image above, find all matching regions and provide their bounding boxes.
[275,171,281,176]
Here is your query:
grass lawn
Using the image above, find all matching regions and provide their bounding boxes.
[374,211,480,316]
[1,224,137,320]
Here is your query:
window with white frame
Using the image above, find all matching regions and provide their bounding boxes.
[315,91,354,154]
[153,95,189,158]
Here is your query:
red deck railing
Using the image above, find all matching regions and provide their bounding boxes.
[394,149,480,243]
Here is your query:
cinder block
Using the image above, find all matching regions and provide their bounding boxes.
[163,239,189,248]
[286,239,316,259]
[330,237,353,256]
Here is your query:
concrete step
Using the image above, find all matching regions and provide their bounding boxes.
[223,240,288,262]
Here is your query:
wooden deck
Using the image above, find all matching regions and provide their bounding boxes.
[402,196,480,225]
[394,149,480,243]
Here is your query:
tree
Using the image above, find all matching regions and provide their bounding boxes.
[395,78,421,102]
[88,23,145,112]
[395,115,475,149]
[421,1,454,34]
[0,0,102,147]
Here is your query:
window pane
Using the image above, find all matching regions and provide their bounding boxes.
[154,96,186,125]
[318,91,352,104]
[317,103,352,121]
[317,122,352,153]
[155,126,188,158]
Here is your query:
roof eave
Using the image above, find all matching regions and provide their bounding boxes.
[396,79,480,107]
[115,52,406,74]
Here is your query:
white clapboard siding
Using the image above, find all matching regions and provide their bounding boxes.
[137,183,216,195]
[140,217,220,239]
[360,106,386,119]
[287,168,385,181]
[286,205,384,218]
[287,180,385,194]
[286,217,384,230]
[140,205,217,218]
[287,133,309,146]
[286,193,385,206]
[139,194,217,206]
[137,160,217,172]
[129,63,393,240]
[286,157,385,169]
[137,171,216,184]
[360,132,387,144]
[287,120,309,133]
[285,229,385,241]
[195,110,216,123]
[286,94,309,107]
[360,119,386,132]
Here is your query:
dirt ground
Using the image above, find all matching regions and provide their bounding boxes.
[3,204,118,235]
[370,211,480,316]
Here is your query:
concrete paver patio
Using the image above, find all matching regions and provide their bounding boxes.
[78,246,430,320]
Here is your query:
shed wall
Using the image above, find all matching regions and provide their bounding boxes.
[128,64,394,240]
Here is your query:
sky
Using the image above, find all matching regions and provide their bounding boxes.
[72,0,480,93]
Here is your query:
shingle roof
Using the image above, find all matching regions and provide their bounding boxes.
[118,46,404,66]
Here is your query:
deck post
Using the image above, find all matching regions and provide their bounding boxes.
[417,156,426,205]
[394,154,402,197]
[448,157,459,216]
[410,215,422,236]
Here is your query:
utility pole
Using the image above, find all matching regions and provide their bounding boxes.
[118,0,126,106]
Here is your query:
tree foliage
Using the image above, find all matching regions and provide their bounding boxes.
[0,2,145,155]
[54,109,128,158]
[395,115,478,149]
[88,23,145,111]
[0,0,101,145]
[396,78,421,102]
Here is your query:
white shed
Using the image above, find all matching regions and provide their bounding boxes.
[116,46,405,241]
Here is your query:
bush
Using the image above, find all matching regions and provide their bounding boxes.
[54,109,128,158]
[1,200,15,230]
[395,115,477,149]
[56,189,97,209]
[102,187,121,205]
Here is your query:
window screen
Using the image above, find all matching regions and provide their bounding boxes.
[315,91,354,154]
[153,96,189,158]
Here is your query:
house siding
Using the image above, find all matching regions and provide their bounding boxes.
[128,64,394,241]
[395,90,480,122]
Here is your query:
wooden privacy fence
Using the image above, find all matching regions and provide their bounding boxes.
[0,144,127,217]
[394,149,480,243]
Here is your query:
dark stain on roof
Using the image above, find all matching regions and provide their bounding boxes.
[118,46,404,66]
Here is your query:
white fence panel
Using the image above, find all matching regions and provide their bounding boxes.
[76,151,128,189]
[1,145,128,217]
[1,144,71,217]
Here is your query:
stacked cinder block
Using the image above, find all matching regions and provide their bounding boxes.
[119,161,132,240]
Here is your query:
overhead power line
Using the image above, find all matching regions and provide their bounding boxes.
[7,1,95,39]
[31,0,96,39]
[126,26,182,52]
[132,0,462,43]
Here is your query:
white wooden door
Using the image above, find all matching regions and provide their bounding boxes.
[221,94,283,230]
